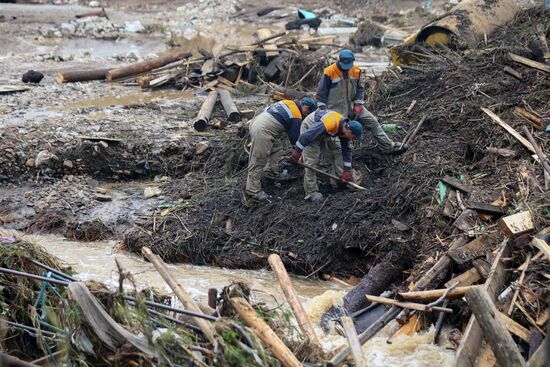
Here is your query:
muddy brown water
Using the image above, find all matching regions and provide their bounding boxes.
[2,231,455,364]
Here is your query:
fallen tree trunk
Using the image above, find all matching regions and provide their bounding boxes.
[230,297,302,367]
[218,88,241,123]
[465,287,526,367]
[343,250,410,314]
[194,90,218,132]
[106,51,192,81]
[268,254,322,351]
[56,68,111,83]
[141,247,217,346]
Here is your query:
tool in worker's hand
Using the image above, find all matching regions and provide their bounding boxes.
[296,161,367,191]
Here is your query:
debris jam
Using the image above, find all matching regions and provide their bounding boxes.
[0,0,548,366]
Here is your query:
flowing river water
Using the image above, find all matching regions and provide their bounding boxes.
[5,232,455,366]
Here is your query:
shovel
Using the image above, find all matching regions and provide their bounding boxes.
[296,161,367,191]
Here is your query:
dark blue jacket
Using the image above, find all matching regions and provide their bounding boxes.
[266,100,304,145]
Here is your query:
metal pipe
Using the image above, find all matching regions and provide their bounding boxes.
[0,267,70,286]
[0,319,57,338]
[122,296,218,321]
[147,309,201,332]
[29,260,78,282]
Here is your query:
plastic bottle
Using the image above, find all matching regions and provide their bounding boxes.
[381,123,402,133]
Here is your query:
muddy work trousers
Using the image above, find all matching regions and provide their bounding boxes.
[301,115,344,196]
[353,107,393,151]
[245,112,286,197]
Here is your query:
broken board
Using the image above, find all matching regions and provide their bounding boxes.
[448,235,495,265]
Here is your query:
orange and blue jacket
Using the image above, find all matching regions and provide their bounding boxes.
[295,109,353,171]
[266,99,304,145]
[316,62,364,116]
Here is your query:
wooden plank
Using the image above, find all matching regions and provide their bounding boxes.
[536,308,549,326]
[448,235,495,265]
[441,176,473,194]
[387,313,422,344]
[454,241,512,367]
[481,108,536,154]
[497,312,531,343]
[514,108,545,130]
[475,343,497,367]
[445,268,481,288]
[472,259,491,279]
[467,202,506,216]
[341,316,367,367]
[67,282,157,358]
[231,297,302,367]
[498,211,534,238]
[466,287,526,367]
[509,52,550,73]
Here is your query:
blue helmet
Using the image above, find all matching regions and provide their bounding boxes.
[301,97,317,110]
[346,120,364,140]
[338,49,355,70]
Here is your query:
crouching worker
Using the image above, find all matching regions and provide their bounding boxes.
[290,109,364,203]
[245,97,317,204]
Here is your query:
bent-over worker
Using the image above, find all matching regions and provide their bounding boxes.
[290,109,364,203]
[316,49,407,154]
[245,97,317,203]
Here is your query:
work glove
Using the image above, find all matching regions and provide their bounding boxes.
[339,171,353,184]
[290,149,302,164]
[318,104,327,110]
[353,104,363,116]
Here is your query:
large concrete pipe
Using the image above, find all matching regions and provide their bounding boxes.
[391,0,520,65]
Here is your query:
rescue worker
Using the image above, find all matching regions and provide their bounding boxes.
[245,97,317,204]
[290,109,364,203]
[316,49,407,154]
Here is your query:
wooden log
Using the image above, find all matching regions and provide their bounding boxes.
[67,282,158,358]
[365,295,453,313]
[521,126,550,177]
[509,52,550,73]
[441,176,473,194]
[341,316,367,367]
[467,202,506,216]
[141,247,217,345]
[56,68,111,83]
[497,312,532,343]
[472,258,491,279]
[398,286,475,301]
[448,235,495,265]
[514,108,546,130]
[445,268,481,288]
[106,51,192,81]
[75,8,108,18]
[217,88,241,123]
[455,241,512,367]
[268,254,322,350]
[481,108,536,154]
[498,211,534,238]
[465,286,526,367]
[230,297,302,367]
[194,90,218,132]
[0,353,40,367]
[344,251,409,313]
[485,147,517,157]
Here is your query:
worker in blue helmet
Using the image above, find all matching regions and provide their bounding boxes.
[245,97,316,205]
[290,109,364,204]
[316,49,408,154]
